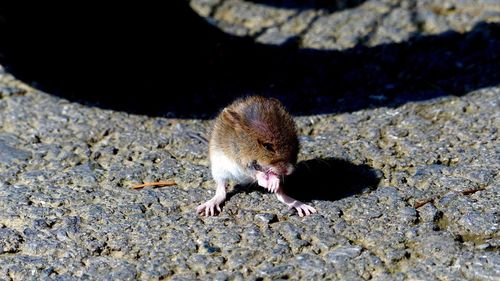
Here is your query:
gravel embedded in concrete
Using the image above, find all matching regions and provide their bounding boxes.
[191,0,500,49]
[0,68,498,280]
[0,0,499,279]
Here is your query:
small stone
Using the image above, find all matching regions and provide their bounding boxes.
[418,203,440,222]
[202,242,221,254]
[255,213,278,224]
[0,228,23,254]
[0,139,31,165]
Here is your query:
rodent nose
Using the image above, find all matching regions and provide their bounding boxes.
[273,165,293,176]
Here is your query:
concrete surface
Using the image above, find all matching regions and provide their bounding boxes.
[0,0,499,280]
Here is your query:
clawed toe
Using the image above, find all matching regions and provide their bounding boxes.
[268,177,280,193]
[197,201,222,217]
[294,204,317,217]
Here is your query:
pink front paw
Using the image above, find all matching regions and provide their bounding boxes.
[196,199,222,216]
[293,203,317,217]
[268,175,280,193]
[256,171,269,188]
[256,171,280,193]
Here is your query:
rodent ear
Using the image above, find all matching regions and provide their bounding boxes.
[268,97,281,105]
[222,109,245,128]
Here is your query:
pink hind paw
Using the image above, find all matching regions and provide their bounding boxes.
[293,203,317,217]
[196,200,221,216]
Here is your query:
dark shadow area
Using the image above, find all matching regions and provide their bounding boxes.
[284,158,381,201]
[247,0,366,11]
[0,2,498,118]
[230,158,381,202]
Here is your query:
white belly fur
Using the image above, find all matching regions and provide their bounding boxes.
[210,149,253,183]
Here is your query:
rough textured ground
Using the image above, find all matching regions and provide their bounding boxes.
[0,0,499,280]
[191,0,500,49]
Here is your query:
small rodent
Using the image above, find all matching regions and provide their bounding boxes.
[197,96,317,217]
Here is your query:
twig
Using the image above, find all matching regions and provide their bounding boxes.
[132,180,176,189]
[413,198,434,208]
[461,188,485,195]
[413,187,486,208]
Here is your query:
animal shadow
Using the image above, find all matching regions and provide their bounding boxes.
[283,157,381,201]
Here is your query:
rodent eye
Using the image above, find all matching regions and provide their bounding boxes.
[262,142,275,153]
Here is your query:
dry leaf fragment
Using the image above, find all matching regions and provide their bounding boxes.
[132,180,176,189]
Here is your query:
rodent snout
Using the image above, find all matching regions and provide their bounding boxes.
[251,160,294,176]
[269,163,295,176]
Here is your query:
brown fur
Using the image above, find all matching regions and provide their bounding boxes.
[209,96,299,175]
